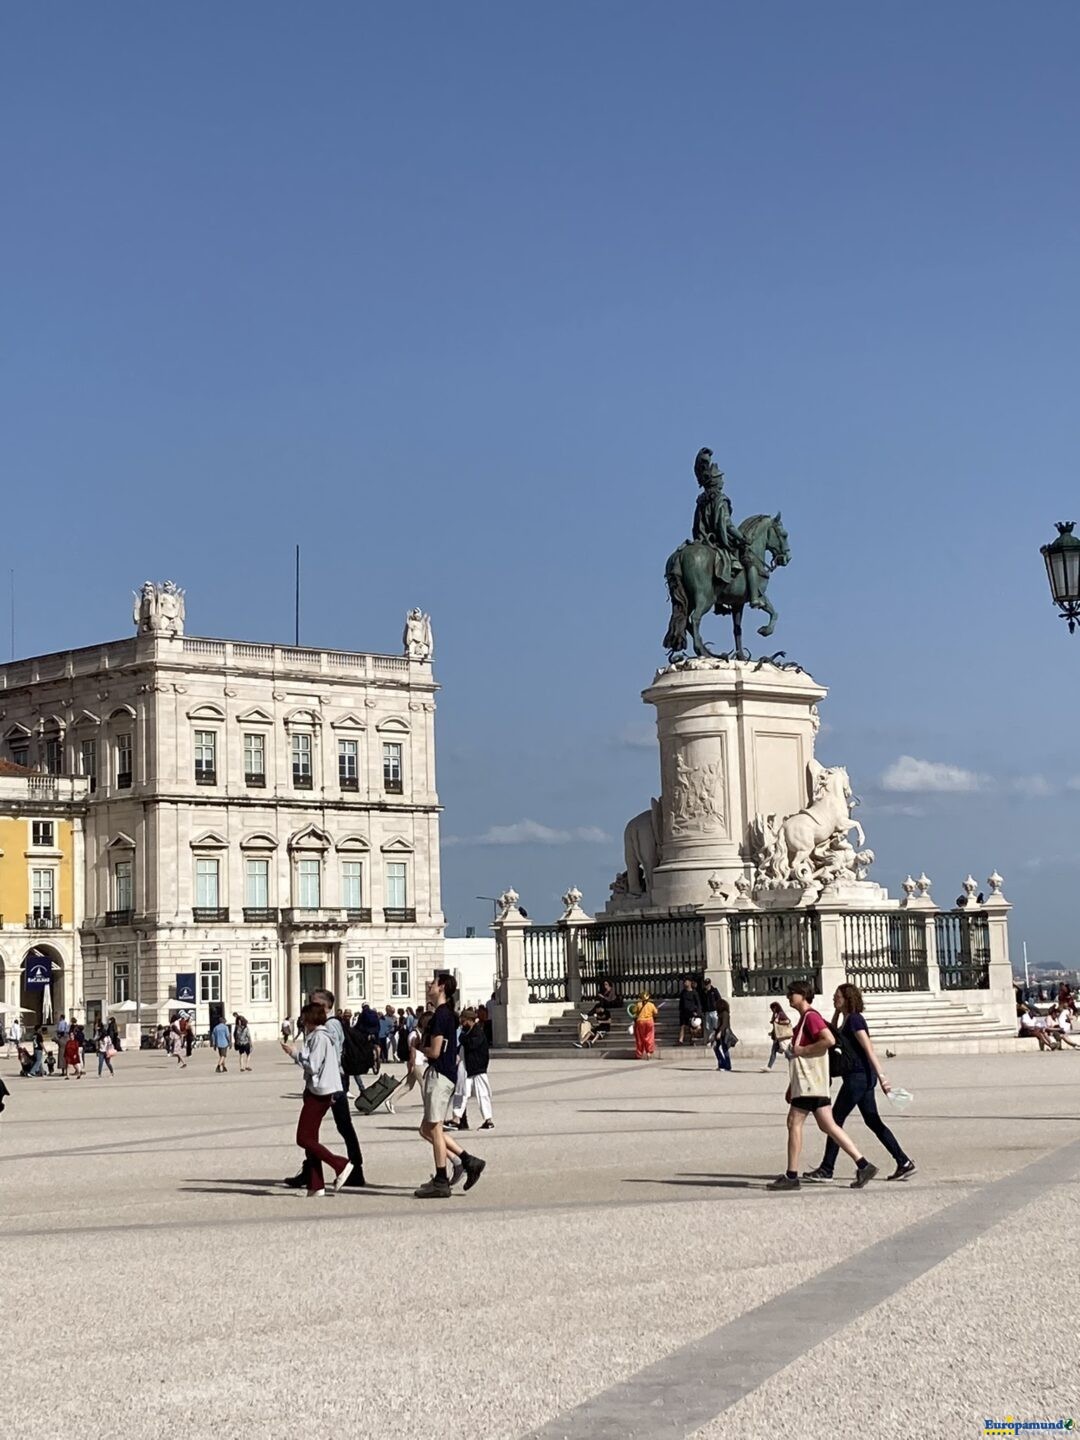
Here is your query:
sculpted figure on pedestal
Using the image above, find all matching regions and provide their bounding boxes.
[749,764,867,889]
[623,799,662,897]
[132,580,186,636]
[404,608,433,661]
[664,446,791,661]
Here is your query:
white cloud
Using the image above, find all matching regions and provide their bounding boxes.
[444,819,610,847]
[1011,774,1054,799]
[617,723,655,750]
[880,755,989,794]
[871,802,925,818]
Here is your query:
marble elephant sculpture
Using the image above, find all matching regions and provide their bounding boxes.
[624,799,662,896]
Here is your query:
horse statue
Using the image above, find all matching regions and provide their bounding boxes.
[663,513,790,660]
[751,766,864,886]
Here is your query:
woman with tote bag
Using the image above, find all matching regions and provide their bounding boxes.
[768,981,877,1192]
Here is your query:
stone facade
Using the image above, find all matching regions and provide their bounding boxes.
[0,600,444,1038]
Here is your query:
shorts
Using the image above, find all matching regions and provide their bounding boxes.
[422,1068,456,1126]
[216,1046,229,1059]
[236,1045,251,1056]
[791,1096,830,1113]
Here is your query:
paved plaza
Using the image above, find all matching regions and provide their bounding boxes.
[3,1044,1078,1438]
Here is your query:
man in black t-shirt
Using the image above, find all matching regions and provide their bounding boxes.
[414,973,486,1199]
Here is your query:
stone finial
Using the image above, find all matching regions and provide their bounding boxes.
[560,886,589,921]
[496,887,520,919]
[734,874,753,899]
[708,873,723,896]
[988,870,1004,897]
[962,874,978,903]
[916,872,932,899]
[902,875,917,899]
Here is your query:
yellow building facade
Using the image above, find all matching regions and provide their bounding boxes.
[0,767,88,1025]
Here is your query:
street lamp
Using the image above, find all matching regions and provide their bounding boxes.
[1040,521,1080,632]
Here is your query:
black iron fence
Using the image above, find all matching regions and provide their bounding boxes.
[730,911,821,998]
[935,912,991,990]
[577,916,706,1001]
[842,911,930,992]
[522,925,569,1003]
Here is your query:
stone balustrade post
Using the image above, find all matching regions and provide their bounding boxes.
[813,905,847,1004]
[491,902,532,1046]
[558,888,591,1008]
[700,901,734,1001]
[982,878,1013,1025]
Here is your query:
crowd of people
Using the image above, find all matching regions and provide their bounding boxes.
[279,975,490,1199]
[32,962,1080,1200]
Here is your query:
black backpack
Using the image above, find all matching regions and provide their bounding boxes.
[340,1024,375,1078]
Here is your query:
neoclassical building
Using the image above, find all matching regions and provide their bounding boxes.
[0,586,444,1037]
[0,763,88,1025]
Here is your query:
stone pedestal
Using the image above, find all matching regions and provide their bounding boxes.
[642,659,826,910]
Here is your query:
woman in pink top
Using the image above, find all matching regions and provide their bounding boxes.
[768,980,877,1192]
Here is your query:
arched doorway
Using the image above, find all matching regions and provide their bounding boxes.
[20,945,66,1025]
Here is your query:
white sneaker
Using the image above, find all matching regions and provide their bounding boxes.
[305,1188,327,1199]
[334,1162,354,1193]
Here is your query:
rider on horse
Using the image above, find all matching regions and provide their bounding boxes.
[690,448,764,609]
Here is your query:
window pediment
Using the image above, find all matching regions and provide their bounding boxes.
[240,831,278,851]
[190,830,229,851]
[336,834,369,852]
[288,823,331,852]
[186,703,225,722]
[109,704,137,722]
[107,832,136,850]
[4,723,31,740]
[236,707,274,726]
[380,835,413,854]
[375,717,410,735]
[284,706,321,729]
[71,710,101,729]
[331,712,366,731]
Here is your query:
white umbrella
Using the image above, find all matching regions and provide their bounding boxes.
[42,986,53,1024]
[109,999,160,1015]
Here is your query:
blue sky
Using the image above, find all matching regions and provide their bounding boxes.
[4,3,1080,967]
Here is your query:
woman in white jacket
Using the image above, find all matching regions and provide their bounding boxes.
[280,1001,353,1197]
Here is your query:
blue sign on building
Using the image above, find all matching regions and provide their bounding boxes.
[25,952,53,989]
[175,973,197,1005]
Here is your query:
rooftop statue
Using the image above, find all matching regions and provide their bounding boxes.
[133,580,186,637]
[663,447,789,660]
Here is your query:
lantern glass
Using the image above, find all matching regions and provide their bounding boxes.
[1042,523,1080,607]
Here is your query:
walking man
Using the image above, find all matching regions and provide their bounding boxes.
[285,988,365,1189]
[711,986,733,1072]
[211,1015,231,1073]
[415,974,485,1199]
[677,976,703,1045]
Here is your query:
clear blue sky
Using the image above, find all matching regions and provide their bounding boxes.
[5,2,1080,966]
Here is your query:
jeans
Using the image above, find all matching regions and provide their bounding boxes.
[766,1039,790,1069]
[821,1070,908,1174]
[97,1051,114,1076]
[296,1092,347,1192]
[28,1048,44,1077]
[704,1009,718,1042]
[713,1039,731,1071]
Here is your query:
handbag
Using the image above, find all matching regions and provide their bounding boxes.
[721,1027,739,1049]
[828,1021,860,1080]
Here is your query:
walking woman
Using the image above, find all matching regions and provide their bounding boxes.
[96,1023,116,1078]
[168,1021,187,1069]
[632,991,658,1060]
[233,1014,253,1072]
[280,1001,352,1197]
[804,984,915,1184]
[763,1002,794,1071]
[768,980,877,1191]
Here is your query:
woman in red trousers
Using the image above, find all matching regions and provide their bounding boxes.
[280,1001,352,1197]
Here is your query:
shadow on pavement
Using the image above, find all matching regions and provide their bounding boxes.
[623,1175,770,1191]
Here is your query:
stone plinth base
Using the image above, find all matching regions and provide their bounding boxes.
[642,658,826,910]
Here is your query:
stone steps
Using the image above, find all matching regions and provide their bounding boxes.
[503,989,1021,1057]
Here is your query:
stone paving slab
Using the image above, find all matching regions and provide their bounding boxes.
[2,1046,1077,1438]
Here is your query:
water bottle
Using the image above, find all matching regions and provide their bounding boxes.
[887,1086,914,1111]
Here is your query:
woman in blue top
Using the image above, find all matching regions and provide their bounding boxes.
[804,984,916,1184]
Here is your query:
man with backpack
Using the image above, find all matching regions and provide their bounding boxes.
[284,987,366,1189]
